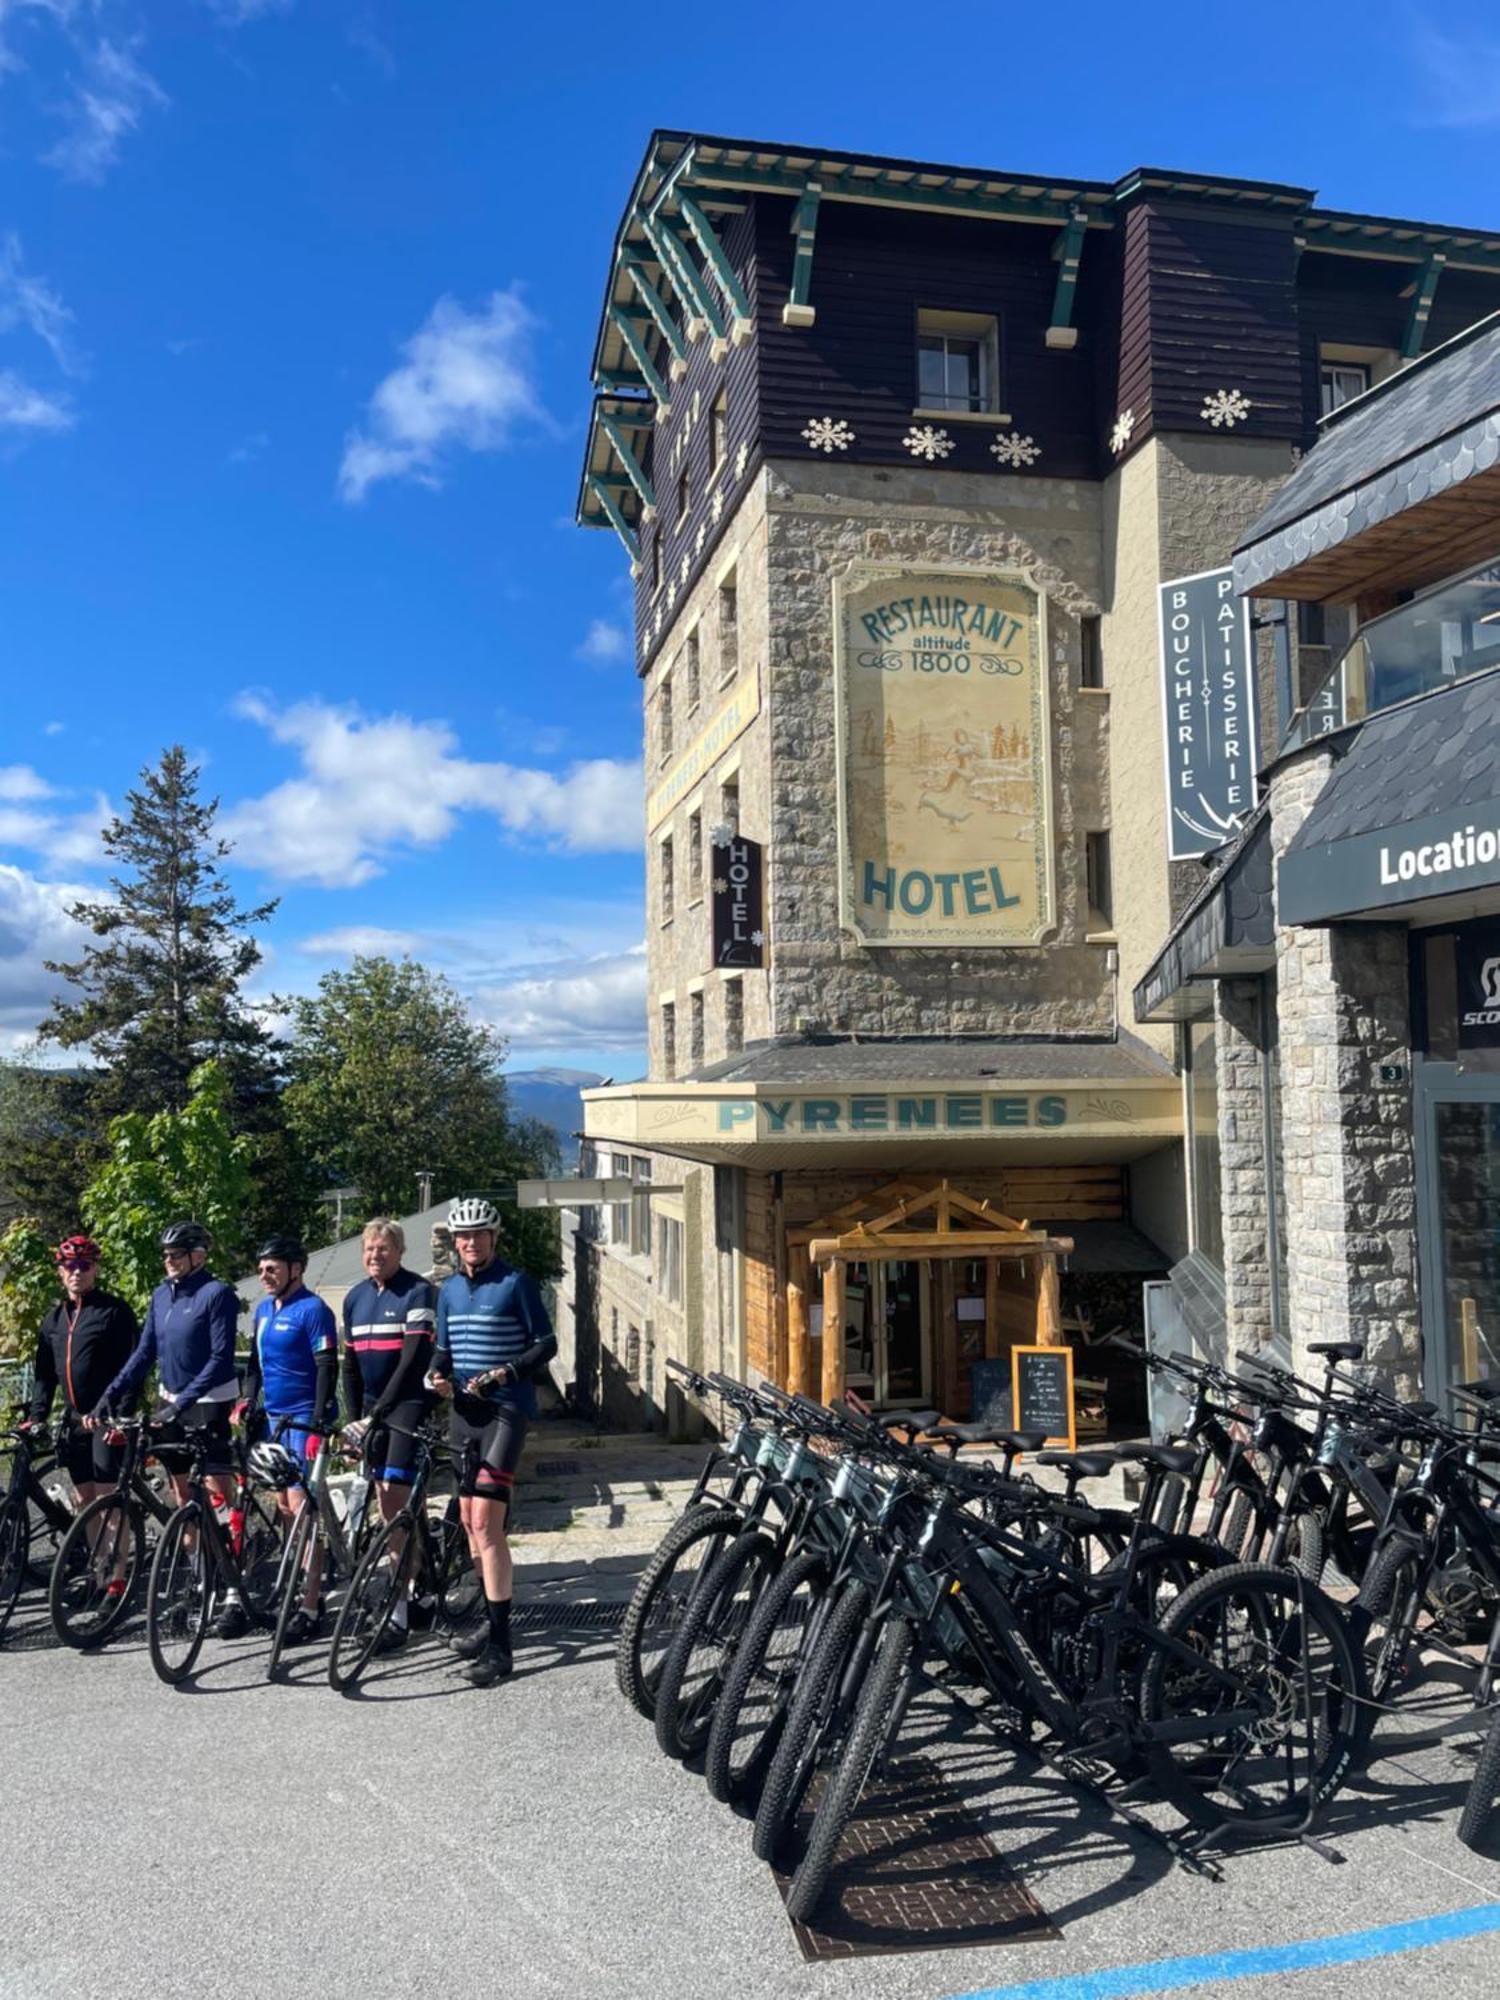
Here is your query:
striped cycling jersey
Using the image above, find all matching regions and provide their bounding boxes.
[342,1269,436,1408]
[436,1259,553,1419]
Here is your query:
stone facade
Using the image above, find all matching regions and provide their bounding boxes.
[1214,976,1275,1352]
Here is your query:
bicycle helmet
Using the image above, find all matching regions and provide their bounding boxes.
[447,1195,500,1233]
[255,1233,306,1266]
[160,1220,212,1253]
[54,1233,102,1266]
[247,1439,302,1490]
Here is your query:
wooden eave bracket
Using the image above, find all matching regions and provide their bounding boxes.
[1046,209,1088,351]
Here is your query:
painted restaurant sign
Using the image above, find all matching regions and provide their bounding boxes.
[834,566,1054,947]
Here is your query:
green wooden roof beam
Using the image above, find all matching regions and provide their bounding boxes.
[609,307,673,411]
[620,253,689,378]
[783,182,821,329]
[683,154,1095,227]
[1045,208,1088,351]
[677,192,753,346]
[597,397,656,429]
[1402,251,1446,360]
[587,476,640,569]
[640,211,725,345]
[597,409,658,514]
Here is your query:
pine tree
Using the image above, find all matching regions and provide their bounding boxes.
[41,747,279,1120]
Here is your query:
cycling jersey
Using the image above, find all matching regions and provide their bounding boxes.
[252,1285,338,1421]
[30,1289,139,1423]
[434,1259,556,1421]
[341,1269,436,1419]
[106,1267,239,1412]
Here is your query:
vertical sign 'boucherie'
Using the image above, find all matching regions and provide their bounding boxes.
[712,832,765,968]
[1157,567,1259,860]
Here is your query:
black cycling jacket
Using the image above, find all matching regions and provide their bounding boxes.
[30,1290,140,1423]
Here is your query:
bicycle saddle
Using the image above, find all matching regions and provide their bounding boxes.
[1119,1443,1198,1476]
[878,1409,941,1434]
[934,1422,1035,1449]
[1459,1378,1500,1402]
[1309,1340,1364,1361]
[1036,1450,1117,1478]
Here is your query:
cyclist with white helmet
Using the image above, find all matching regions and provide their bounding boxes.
[428,1195,556,1687]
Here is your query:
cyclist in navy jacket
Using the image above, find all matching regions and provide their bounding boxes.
[98,1221,240,1511]
[429,1195,556,1687]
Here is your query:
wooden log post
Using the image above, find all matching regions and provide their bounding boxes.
[786,1244,813,1398]
[1035,1253,1063,1346]
[984,1256,1000,1361]
[820,1257,846,1408]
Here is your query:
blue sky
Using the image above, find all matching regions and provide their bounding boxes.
[1,0,1498,1080]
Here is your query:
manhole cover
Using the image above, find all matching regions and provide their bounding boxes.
[774,1755,1057,1961]
[534,1459,583,1478]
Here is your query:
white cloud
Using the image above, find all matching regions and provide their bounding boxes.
[0,764,53,801]
[0,233,79,374]
[338,287,546,502]
[0,861,91,1037]
[202,0,294,20]
[222,694,641,886]
[43,37,166,183]
[42,721,64,737]
[576,619,631,666]
[472,945,648,1053]
[0,780,110,869]
[228,430,269,465]
[0,368,72,430]
[296,925,426,958]
[1409,16,1500,126]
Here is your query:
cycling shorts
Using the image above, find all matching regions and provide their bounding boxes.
[265,1412,322,1467]
[153,1401,236,1476]
[449,1396,527,1502]
[58,1422,123,1489]
[368,1398,427,1485]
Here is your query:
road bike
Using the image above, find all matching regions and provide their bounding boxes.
[1,1423,77,1640]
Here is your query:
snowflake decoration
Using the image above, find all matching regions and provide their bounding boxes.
[802,415,855,455]
[710,821,735,848]
[990,432,1041,468]
[679,551,691,585]
[666,581,678,611]
[695,522,707,554]
[1201,387,1251,429]
[750,929,765,948]
[734,440,750,478]
[1109,409,1136,455]
[903,424,954,462]
[712,876,729,894]
[710,487,725,523]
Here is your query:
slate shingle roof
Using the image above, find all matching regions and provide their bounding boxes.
[689,1034,1175,1086]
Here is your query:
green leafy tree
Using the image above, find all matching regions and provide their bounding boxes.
[280,957,560,1276]
[0,1217,61,1373]
[0,1063,102,1239]
[80,1061,254,1316]
[41,746,279,1120]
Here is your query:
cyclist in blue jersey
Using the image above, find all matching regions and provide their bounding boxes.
[234,1234,338,1644]
[341,1216,436,1649]
[428,1195,556,1687]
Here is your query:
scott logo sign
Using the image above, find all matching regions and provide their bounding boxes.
[1482,958,1500,1009]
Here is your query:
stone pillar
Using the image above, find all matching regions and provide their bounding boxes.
[1214,975,1274,1354]
[1270,753,1421,1384]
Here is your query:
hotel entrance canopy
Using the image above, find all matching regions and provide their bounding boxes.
[581,1036,1181,1169]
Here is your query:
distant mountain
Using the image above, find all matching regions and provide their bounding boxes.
[504,1069,606,1166]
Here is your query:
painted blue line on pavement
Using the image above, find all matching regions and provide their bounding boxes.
[948,1902,1500,2000]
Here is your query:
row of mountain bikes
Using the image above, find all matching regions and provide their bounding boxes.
[616,1341,1500,1925]
[0,1410,483,1690]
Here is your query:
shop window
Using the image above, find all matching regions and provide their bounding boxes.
[1079,615,1103,689]
[658,674,673,764]
[685,626,700,712]
[1184,1022,1224,1267]
[659,834,674,924]
[917,309,1000,414]
[689,989,705,1070]
[1086,830,1113,930]
[709,386,727,475]
[718,569,738,683]
[1320,360,1370,417]
[657,1215,684,1305]
[608,1154,631,1245]
[687,810,703,900]
[724,976,743,1055]
[661,1000,677,1077]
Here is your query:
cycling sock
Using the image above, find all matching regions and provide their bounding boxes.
[487,1596,512,1651]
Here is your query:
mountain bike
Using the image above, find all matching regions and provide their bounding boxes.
[1,1424,76,1640]
[327,1420,481,1692]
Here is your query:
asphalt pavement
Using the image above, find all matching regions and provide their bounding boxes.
[3,1437,1499,2000]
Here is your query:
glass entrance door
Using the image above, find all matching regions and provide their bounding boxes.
[879,1260,928,1404]
[1419,1087,1500,1398]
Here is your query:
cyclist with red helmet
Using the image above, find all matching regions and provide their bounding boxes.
[21,1236,139,1510]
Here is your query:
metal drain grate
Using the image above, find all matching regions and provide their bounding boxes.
[533,1459,584,1478]
[774,1755,1057,1961]
[511,1601,628,1632]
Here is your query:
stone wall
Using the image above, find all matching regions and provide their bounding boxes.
[1270,750,1421,1381]
[1214,976,1275,1351]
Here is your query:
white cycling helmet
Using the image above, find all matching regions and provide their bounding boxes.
[447,1195,500,1233]
[247,1440,302,1490]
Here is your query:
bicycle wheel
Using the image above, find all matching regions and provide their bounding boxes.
[752,1578,871,1865]
[146,1502,213,1684]
[785,1617,916,1924]
[49,1492,143,1648]
[1459,1704,1500,1851]
[1218,1488,1254,1560]
[329,1516,415,1692]
[431,1505,482,1641]
[615,1505,740,1719]
[706,1547,831,1806]
[1355,1541,1426,1707]
[1282,1506,1327,1586]
[0,1502,29,1640]
[239,1487,287,1620]
[655,1528,780,1760]
[267,1502,317,1681]
[1139,1562,1363,1829]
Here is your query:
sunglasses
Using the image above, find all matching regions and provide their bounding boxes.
[59,1258,97,1271]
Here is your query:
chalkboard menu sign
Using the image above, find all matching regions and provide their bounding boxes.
[1010,1344,1076,1450]
[968,1359,1013,1431]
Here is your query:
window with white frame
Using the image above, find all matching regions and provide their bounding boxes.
[685,626,701,712]
[1320,360,1370,417]
[724,975,744,1055]
[657,1214,684,1305]
[718,568,738,682]
[917,309,1001,414]
[689,989,704,1071]
[658,673,673,764]
[659,834,674,924]
[688,810,703,901]
[661,1000,677,1077]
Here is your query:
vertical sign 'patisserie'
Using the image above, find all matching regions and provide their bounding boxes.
[834,566,1054,947]
[1157,567,1259,860]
